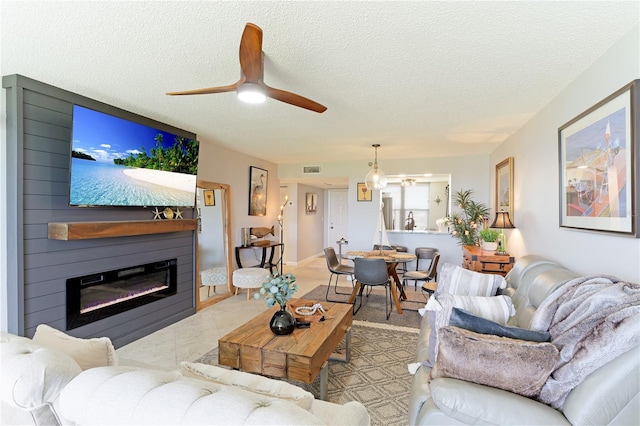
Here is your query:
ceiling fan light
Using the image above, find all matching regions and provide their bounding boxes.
[237,83,266,103]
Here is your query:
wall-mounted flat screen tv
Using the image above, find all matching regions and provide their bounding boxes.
[69,104,199,207]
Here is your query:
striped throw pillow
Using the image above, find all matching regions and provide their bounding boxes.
[435,263,506,297]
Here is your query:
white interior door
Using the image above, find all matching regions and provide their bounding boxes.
[328,189,349,258]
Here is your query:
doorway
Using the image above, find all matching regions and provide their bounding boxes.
[328,189,349,255]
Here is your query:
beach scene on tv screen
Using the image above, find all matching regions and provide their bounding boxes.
[69,105,199,207]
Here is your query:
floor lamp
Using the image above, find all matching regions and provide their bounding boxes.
[277,196,288,275]
[490,211,515,255]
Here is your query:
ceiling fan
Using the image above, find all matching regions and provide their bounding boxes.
[166,23,327,113]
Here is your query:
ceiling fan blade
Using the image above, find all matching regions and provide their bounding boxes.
[239,23,263,83]
[166,82,239,96]
[266,86,327,113]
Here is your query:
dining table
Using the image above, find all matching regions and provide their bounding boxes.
[344,250,417,314]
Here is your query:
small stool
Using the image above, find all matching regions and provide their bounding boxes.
[233,268,268,300]
[200,267,228,297]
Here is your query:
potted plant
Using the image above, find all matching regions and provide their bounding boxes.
[479,228,500,251]
[255,272,298,335]
[447,189,490,246]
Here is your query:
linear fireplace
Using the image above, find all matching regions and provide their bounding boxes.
[66,259,178,330]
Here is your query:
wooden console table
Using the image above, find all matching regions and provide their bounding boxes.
[235,242,283,274]
[462,245,514,276]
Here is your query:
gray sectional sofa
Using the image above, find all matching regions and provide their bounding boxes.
[408,255,640,425]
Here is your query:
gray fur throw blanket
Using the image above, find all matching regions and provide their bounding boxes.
[530,275,640,408]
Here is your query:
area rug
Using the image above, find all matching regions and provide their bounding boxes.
[301,284,427,329]
[194,322,418,426]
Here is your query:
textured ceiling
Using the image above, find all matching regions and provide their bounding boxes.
[2,1,639,168]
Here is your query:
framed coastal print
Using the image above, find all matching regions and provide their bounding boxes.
[558,79,639,236]
[248,166,268,216]
[495,157,514,221]
[203,189,215,206]
[357,182,372,201]
[306,193,317,214]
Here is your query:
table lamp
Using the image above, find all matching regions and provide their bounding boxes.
[490,211,515,255]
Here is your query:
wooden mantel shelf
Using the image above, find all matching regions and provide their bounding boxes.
[48,219,197,240]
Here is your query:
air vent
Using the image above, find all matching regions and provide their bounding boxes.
[303,165,321,174]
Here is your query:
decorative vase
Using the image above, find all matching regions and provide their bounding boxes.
[481,240,498,251]
[269,304,295,335]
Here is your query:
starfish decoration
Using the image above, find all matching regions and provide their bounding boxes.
[175,208,183,219]
[152,207,162,220]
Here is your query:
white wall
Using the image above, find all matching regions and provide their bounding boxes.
[491,25,640,282]
[197,140,280,268]
[280,154,491,264]
[296,184,325,261]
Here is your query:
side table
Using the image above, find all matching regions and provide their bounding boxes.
[462,245,514,276]
[235,242,283,274]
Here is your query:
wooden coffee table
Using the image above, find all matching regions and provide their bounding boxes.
[218,298,352,400]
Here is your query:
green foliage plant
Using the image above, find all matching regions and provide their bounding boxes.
[479,228,500,242]
[112,135,199,175]
[255,272,298,308]
[448,189,490,246]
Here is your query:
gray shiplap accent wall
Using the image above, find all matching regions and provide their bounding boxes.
[3,75,196,347]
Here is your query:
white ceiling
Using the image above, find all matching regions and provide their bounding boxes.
[2,1,639,170]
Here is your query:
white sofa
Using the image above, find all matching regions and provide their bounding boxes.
[1,327,369,425]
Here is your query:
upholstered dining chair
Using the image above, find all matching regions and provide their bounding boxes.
[403,248,440,291]
[353,257,393,319]
[323,247,355,302]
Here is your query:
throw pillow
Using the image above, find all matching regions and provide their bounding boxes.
[424,294,515,366]
[1,333,82,411]
[449,308,551,342]
[436,263,506,297]
[431,326,559,398]
[32,324,118,370]
[181,362,315,411]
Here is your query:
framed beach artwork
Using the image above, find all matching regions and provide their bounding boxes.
[357,182,372,202]
[496,157,514,221]
[558,80,639,236]
[248,166,268,216]
[306,193,317,214]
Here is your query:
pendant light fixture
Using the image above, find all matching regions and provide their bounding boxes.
[365,144,387,190]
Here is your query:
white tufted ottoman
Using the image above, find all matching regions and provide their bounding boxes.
[232,268,268,300]
[200,266,228,296]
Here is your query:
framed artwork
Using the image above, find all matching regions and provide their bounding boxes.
[306,193,317,214]
[559,79,639,236]
[203,189,215,206]
[495,157,514,221]
[248,166,268,216]
[357,182,372,202]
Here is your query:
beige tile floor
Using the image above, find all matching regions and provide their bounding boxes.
[116,255,428,368]
[116,255,333,369]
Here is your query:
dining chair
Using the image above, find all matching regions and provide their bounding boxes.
[323,247,355,302]
[353,257,393,319]
[402,248,440,291]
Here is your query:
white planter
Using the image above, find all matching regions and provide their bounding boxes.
[481,241,498,251]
